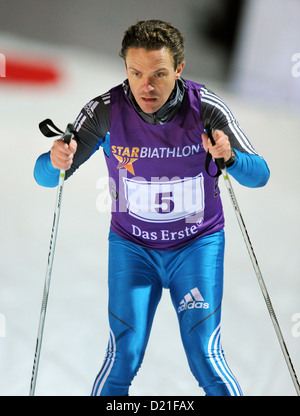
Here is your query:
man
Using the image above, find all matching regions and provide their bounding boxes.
[34,20,270,396]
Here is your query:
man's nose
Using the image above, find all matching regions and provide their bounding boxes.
[143,77,154,92]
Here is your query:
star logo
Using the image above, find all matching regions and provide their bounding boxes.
[113,153,138,175]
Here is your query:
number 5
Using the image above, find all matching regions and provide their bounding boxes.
[155,192,175,214]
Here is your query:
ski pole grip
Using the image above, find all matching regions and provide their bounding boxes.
[206,128,225,170]
[61,124,74,145]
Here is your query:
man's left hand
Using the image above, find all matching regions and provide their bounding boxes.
[202,129,232,163]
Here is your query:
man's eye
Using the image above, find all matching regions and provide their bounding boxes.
[156,73,164,78]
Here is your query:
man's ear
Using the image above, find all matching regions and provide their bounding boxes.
[124,60,129,78]
[175,61,185,79]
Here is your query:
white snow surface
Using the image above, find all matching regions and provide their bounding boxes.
[0,35,299,396]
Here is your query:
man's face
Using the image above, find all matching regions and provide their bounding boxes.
[125,47,185,114]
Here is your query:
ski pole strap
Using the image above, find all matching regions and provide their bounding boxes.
[205,128,225,177]
[205,151,221,178]
[39,118,77,145]
[39,118,64,137]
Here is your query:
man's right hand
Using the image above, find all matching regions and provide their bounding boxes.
[50,139,77,170]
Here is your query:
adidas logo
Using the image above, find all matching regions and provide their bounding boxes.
[178,287,209,314]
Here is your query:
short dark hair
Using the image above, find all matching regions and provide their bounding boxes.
[120,19,185,69]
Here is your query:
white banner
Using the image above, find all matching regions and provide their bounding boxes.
[123,174,205,223]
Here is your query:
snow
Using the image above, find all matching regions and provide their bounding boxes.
[0,34,299,396]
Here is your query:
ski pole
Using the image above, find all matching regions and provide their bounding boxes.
[207,129,300,396]
[29,121,74,396]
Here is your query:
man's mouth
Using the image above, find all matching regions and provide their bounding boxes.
[142,97,157,102]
